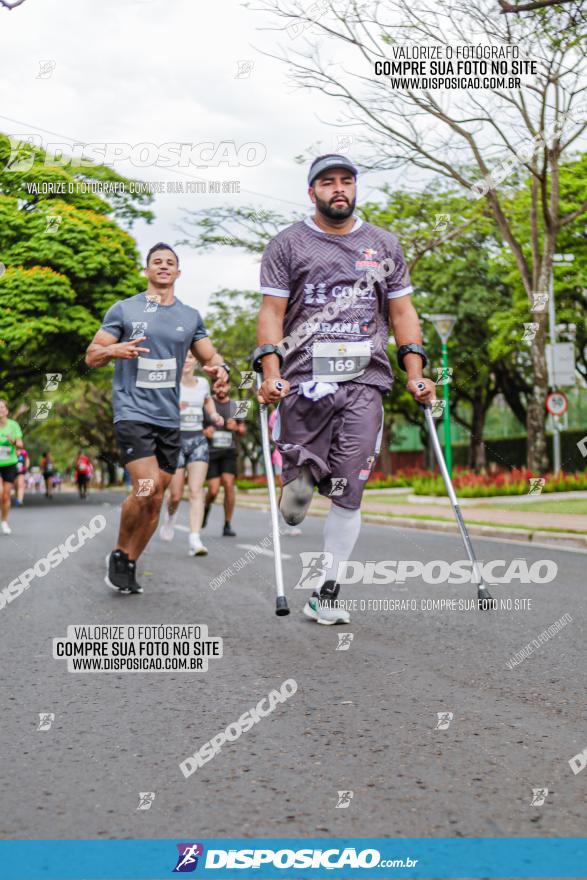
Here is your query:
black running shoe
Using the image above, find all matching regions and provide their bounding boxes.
[105,550,131,593]
[202,504,211,529]
[223,521,236,537]
[127,560,144,594]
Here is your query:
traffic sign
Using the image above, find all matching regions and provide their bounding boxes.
[546,342,576,387]
[546,390,568,417]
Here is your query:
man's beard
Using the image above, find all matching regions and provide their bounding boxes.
[315,193,356,221]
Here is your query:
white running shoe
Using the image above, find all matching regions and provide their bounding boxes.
[188,535,208,557]
[284,526,302,537]
[303,592,350,625]
[1,521,12,535]
[317,603,350,626]
[303,594,320,621]
[159,511,176,542]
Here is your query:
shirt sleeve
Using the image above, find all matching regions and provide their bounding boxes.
[386,240,413,300]
[260,235,290,298]
[191,311,208,344]
[13,421,23,441]
[101,301,125,340]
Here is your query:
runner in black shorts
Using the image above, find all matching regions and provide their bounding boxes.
[86,242,230,594]
[0,399,23,535]
[202,389,245,537]
[255,154,435,624]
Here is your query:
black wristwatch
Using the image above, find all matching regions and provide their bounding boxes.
[251,344,284,374]
[219,362,231,377]
[397,343,428,372]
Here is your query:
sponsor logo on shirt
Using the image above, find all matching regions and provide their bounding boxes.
[355,246,379,270]
[304,282,375,304]
[310,319,372,336]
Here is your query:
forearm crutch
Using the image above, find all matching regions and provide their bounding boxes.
[255,373,289,617]
[418,384,495,610]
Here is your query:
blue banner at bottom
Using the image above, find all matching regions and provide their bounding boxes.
[1,838,586,879]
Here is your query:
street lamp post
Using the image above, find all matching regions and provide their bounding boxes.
[550,253,575,476]
[428,314,457,479]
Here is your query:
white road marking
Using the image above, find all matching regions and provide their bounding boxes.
[238,543,291,560]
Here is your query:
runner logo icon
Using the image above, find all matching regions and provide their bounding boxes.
[530,787,548,806]
[328,477,347,496]
[336,790,354,808]
[435,712,454,730]
[173,843,204,872]
[37,712,55,731]
[136,792,155,810]
[294,551,333,590]
[130,322,148,340]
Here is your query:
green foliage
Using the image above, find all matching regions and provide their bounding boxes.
[20,372,119,477]
[0,133,152,407]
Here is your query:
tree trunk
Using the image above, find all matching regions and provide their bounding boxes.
[377,422,393,475]
[235,437,245,477]
[468,390,488,472]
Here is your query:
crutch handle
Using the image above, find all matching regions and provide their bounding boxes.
[415,381,431,410]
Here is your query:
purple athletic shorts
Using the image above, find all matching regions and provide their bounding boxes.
[273,382,384,510]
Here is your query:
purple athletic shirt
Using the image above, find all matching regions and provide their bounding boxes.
[260,217,412,391]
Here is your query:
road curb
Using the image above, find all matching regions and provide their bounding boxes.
[236,498,587,551]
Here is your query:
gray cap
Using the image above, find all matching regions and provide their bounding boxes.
[308,154,358,187]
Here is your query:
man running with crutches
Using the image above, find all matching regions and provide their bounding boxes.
[254,154,435,624]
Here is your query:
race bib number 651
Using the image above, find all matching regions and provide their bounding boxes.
[136,357,177,389]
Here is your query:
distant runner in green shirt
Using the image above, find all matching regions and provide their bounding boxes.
[0,399,23,535]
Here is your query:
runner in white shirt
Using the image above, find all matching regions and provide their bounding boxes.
[159,352,223,555]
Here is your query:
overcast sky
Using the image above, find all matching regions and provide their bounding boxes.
[2,0,584,317]
[0,0,406,314]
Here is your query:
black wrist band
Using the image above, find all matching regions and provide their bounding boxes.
[251,344,284,374]
[397,343,428,372]
[219,362,231,376]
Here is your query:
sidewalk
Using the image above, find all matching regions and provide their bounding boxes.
[236,488,587,550]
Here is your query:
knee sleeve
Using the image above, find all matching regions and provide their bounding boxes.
[279,465,314,526]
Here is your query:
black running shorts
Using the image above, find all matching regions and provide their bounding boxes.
[114,421,181,474]
[0,464,18,484]
[207,450,237,480]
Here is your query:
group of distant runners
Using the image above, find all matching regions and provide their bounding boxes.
[0,413,96,531]
[4,153,435,625]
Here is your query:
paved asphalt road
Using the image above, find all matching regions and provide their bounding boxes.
[1,490,585,842]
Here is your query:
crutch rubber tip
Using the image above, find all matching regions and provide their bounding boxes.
[478,587,496,611]
[276,596,290,616]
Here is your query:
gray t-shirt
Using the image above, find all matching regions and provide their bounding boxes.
[101,292,208,427]
[260,217,412,391]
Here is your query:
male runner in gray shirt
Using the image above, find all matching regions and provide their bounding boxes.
[86,242,230,594]
[255,155,435,625]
